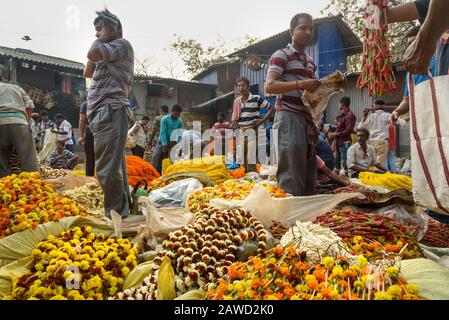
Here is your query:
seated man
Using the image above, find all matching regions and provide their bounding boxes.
[346,128,388,179]
[317,155,349,187]
[50,141,79,170]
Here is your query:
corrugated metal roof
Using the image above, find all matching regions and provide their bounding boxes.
[191,91,234,110]
[134,74,217,88]
[0,46,84,71]
[228,15,362,58]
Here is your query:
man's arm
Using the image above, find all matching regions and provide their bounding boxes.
[319,166,350,186]
[387,2,420,23]
[265,72,321,94]
[375,162,389,173]
[78,113,87,145]
[87,40,103,62]
[392,97,410,122]
[84,60,96,79]
[405,0,449,74]
[159,118,169,151]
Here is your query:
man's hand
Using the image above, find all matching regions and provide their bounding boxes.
[328,132,337,139]
[390,110,400,124]
[404,33,436,75]
[230,121,239,129]
[78,137,85,145]
[363,108,372,117]
[299,79,321,92]
[253,119,265,129]
[162,145,169,153]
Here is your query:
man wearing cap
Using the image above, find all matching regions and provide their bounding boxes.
[84,9,134,218]
[0,66,38,177]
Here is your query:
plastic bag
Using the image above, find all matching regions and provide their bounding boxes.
[375,205,429,241]
[259,165,277,178]
[400,258,449,300]
[132,198,194,251]
[148,178,203,208]
[38,128,57,163]
[211,184,364,228]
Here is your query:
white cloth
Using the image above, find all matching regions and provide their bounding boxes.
[346,142,378,177]
[55,120,73,145]
[357,110,406,141]
[128,121,147,147]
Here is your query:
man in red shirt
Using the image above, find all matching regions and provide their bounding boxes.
[212,112,230,156]
[328,97,356,177]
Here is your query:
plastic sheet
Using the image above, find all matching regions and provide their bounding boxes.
[210,184,364,228]
[148,178,203,208]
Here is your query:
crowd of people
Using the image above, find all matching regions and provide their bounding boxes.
[1,0,448,219]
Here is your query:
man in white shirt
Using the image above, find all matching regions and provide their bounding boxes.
[128,115,149,158]
[51,113,74,152]
[0,67,39,177]
[347,128,389,178]
[357,100,406,166]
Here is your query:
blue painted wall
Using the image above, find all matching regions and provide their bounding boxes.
[317,23,347,78]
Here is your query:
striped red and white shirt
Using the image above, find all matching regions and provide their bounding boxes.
[267,43,317,114]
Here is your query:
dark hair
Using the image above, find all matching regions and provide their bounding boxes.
[340,97,351,107]
[161,105,169,113]
[94,9,122,31]
[290,13,313,31]
[217,112,224,117]
[405,26,420,39]
[374,99,385,105]
[56,140,65,146]
[172,104,182,113]
[55,113,64,119]
[40,110,48,116]
[357,128,370,138]
[236,76,250,86]
[142,116,150,121]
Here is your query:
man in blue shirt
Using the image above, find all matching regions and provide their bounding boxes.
[151,104,184,173]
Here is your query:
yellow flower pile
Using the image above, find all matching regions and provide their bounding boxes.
[3,226,139,300]
[359,172,412,191]
[163,156,232,184]
[187,180,287,213]
[0,172,87,239]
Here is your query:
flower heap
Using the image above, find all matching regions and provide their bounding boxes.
[0,172,87,238]
[205,246,421,300]
[314,209,423,260]
[112,207,268,300]
[3,227,139,300]
[187,180,287,213]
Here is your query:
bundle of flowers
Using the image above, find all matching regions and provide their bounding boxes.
[3,227,139,300]
[205,245,421,300]
[187,180,287,213]
[112,207,268,300]
[314,209,423,259]
[0,172,87,239]
[420,218,449,248]
[126,156,160,188]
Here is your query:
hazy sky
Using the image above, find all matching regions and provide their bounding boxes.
[1,0,330,79]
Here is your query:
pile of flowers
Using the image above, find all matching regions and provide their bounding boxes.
[205,246,421,300]
[314,209,423,260]
[0,172,88,238]
[187,180,287,213]
[3,227,139,300]
[112,207,268,300]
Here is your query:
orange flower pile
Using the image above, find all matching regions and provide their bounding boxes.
[205,246,422,300]
[125,156,160,187]
[0,172,87,239]
[229,167,245,179]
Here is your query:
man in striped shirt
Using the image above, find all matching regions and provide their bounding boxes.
[265,13,321,196]
[84,10,134,218]
[231,77,274,172]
